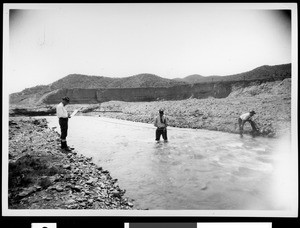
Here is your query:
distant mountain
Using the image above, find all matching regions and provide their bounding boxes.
[9,85,53,105]
[9,63,291,105]
[180,75,221,83]
[50,74,114,89]
[180,63,291,84]
[9,73,188,104]
[180,74,206,84]
[173,74,221,83]
[49,73,188,90]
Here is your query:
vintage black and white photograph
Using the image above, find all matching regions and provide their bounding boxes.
[2,3,298,216]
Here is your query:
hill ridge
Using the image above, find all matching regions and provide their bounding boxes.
[181,63,291,84]
[9,63,291,105]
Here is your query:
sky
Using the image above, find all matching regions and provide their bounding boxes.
[4,3,294,94]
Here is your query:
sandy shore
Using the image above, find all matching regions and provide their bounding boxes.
[8,117,136,209]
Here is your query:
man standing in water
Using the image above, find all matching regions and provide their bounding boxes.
[238,110,259,137]
[154,109,168,142]
[56,97,73,151]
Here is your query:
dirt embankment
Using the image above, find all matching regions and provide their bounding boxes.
[8,117,136,209]
[83,79,292,138]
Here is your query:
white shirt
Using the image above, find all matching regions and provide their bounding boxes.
[56,102,68,118]
[240,112,252,121]
[154,115,167,128]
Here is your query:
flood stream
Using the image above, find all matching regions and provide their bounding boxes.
[43,116,294,210]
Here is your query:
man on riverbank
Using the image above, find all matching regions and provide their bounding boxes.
[238,110,259,136]
[56,97,73,151]
[154,109,168,142]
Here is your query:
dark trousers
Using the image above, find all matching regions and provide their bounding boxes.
[59,118,68,140]
[156,128,167,141]
[238,118,258,134]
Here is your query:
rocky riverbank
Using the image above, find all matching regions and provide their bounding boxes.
[9,105,56,116]
[8,117,136,209]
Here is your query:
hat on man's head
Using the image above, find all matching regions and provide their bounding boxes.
[62,96,70,102]
[159,108,164,113]
[250,110,256,114]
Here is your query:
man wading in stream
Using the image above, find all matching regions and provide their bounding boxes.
[154,109,168,142]
[238,110,260,137]
[56,97,74,151]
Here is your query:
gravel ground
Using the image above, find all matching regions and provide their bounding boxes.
[8,117,136,209]
[80,79,292,138]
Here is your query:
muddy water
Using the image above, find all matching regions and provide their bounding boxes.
[44,116,293,210]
